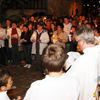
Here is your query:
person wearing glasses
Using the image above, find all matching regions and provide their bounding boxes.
[0,70,21,100]
[66,26,100,100]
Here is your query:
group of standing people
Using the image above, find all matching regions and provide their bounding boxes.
[0,12,100,100]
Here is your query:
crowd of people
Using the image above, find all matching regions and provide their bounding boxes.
[0,11,100,100]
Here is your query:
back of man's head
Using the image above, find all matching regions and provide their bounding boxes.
[42,44,67,72]
[74,26,94,44]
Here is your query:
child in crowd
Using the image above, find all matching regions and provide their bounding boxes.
[24,44,80,100]
[0,70,21,100]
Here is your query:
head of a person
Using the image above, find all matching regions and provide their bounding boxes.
[74,26,94,50]
[56,23,64,32]
[82,15,85,21]
[71,25,77,33]
[12,22,17,29]
[46,21,50,27]
[86,22,92,29]
[79,15,82,20]
[37,21,43,31]
[6,19,11,27]
[64,16,69,24]
[94,27,100,36]
[72,19,76,25]
[42,44,67,72]
[84,20,88,26]
[19,22,24,29]
[27,22,33,30]
[30,16,34,22]
[23,24,28,32]
[51,23,56,30]
[0,70,12,92]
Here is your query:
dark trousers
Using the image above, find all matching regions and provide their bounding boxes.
[11,44,20,64]
[0,47,6,65]
[5,42,12,60]
[36,54,44,71]
[23,44,32,64]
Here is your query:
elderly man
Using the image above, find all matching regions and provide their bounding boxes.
[66,26,100,100]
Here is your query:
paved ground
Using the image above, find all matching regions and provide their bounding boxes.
[0,61,45,100]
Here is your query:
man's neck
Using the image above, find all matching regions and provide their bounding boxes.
[49,70,62,78]
[83,44,95,51]
[38,29,42,33]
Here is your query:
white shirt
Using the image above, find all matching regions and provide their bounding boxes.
[30,29,49,55]
[66,45,100,100]
[0,91,10,100]
[24,74,80,100]
[63,22,72,35]
[63,23,72,41]
[0,28,6,48]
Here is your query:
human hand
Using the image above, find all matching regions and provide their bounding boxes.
[58,39,62,42]
[7,35,10,38]
[38,40,41,43]
[0,36,3,39]
[13,96,21,100]
[24,40,27,42]
[32,39,35,42]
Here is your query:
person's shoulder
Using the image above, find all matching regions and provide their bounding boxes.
[43,29,48,33]
[68,22,72,26]
[31,78,46,87]
[64,74,80,87]
[1,28,5,31]
[53,30,57,34]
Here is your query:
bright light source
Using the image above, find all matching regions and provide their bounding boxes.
[87,4,89,6]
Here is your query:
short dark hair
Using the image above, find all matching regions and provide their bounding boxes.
[12,21,17,25]
[42,44,67,72]
[94,27,100,35]
[71,25,77,30]
[64,16,69,20]
[86,22,92,28]
[37,21,43,26]
[23,24,28,28]
[56,22,64,29]
[0,70,11,88]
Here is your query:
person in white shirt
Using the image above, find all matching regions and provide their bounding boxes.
[0,22,7,66]
[66,26,100,100]
[24,44,80,100]
[63,16,72,52]
[0,70,21,100]
[30,21,49,72]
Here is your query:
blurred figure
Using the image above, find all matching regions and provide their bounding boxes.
[52,23,68,48]
[7,22,21,67]
[0,22,7,66]
[20,25,32,68]
[4,19,12,63]
[30,22,49,72]
[66,26,100,100]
